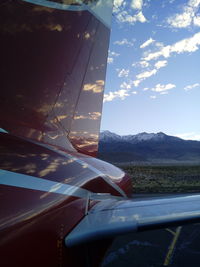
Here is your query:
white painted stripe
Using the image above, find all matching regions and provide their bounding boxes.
[0,169,90,199]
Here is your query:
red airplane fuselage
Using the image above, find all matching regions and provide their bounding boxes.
[0,1,132,266]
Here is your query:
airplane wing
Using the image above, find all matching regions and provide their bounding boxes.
[2,1,200,266]
[65,193,200,247]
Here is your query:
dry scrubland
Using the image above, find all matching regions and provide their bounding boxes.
[120,165,200,193]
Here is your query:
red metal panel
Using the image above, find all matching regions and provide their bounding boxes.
[0,1,109,156]
[0,1,133,266]
[0,132,131,266]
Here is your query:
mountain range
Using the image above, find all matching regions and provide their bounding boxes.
[98,131,200,165]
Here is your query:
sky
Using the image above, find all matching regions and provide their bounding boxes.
[100,0,200,140]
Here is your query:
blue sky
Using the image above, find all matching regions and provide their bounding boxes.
[100,0,200,140]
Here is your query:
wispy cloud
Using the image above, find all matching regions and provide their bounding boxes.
[151,83,176,93]
[117,68,130,77]
[132,59,167,87]
[113,0,125,12]
[144,32,200,61]
[184,82,200,90]
[136,69,157,80]
[154,60,168,69]
[113,0,147,25]
[141,83,176,95]
[194,15,200,26]
[133,69,158,87]
[131,0,143,10]
[120,81,132,90]
[114,38,135,47]
[107,50,120,64]
[104,89,130,102]
[139,60,150,68]
[167,0,200,28]
[140,38,155,49]
[133,79,141,87]
[132,41,165,72]
[107,57,114,64]
[116,11,147,24]
[104,78,138,102]
[109,51,120,57]
[167,7,194,28]
[114,0,124,8]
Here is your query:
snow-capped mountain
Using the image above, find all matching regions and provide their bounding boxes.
[100,131,181,143]
[100,130,121,141]
[98,131,200,164]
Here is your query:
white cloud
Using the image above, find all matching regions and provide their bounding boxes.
[114,0,124,8]
[103,89,130,102]
[107,50,120,64]
[136,69,157,80]
[120,81,132,90]
[194,15,200,26]
[135,11,147,23]
[160,91,169,95]
[113,0,147,25]
[167,0,200,28]
[144,32,200,61]
[107,57,113,64]
[184,82,200,90]
[150,95,157,99]
[132,60,167,87]
[140,38,155,49]
[175,132,200,140]
[154,60,168,69]
[132,68,159,87]
[143,87,149,91]
[167,7,194,28]
[151,83,176,92]
[133,79,141,87]
[131,0,143,10]
[109,51,120,57]
[132,91,138,94]
[139,60,149,68]
[117,68,129,77]
[190,0,200,8]
[155,42,164,48]
[114,38,135,47]
[116,10,147,24]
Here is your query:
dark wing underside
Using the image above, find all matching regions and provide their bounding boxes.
[65,193,200,247]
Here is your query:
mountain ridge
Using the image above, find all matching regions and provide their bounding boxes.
[98,131,200,164]
[100,130,183,143]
